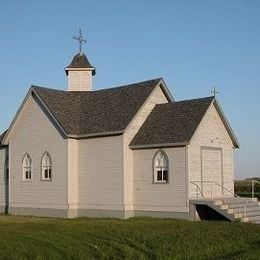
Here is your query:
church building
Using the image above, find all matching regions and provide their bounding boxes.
[0,38,240,219]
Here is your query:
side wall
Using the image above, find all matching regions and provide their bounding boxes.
[8,96,68,217]
[77,135,124,217]
[0,147,7,212]
[67,139,79,217]
[123,85,168,214]
[188,103,234,198]
[133,147,189,217]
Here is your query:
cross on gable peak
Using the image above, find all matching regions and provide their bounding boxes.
[211,86,219,97]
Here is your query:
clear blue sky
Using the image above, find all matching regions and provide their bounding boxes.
[0,0,259,179]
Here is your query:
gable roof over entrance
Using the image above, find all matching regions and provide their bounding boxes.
[130,96,239,149]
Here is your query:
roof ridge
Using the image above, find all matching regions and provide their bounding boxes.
[175,96,215,103]
[31,85,67,93]
[31,78,163,94]
[155,96,214,107]
[93,78,162,93]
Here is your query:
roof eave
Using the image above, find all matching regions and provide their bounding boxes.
[68,130,124,139]
[213,99,240,149]
[65,67,96,76]
[2,88,33,144]
[129,141,189,150]
[32,88,68,137]
[158,78,174,102]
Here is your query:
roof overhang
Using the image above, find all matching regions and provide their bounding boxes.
[65,67,96,76]
[2,87,68,144]
[158,78,174,102]
[68,130,124,139]
[213,99,240,149]
[130,142,189,150]
[0,144,8,149]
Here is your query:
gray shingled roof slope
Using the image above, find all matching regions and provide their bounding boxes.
[66,52,96,75]
[0,130,7,145]
[32,78,162,136]
[130,96,214,147]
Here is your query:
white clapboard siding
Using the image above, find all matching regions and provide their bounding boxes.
[68,139,78,208]
[133,147,188,212]
[9,96,68,209]
[123,85,168,210]
[188,103,234,198]
[77,135,124,210]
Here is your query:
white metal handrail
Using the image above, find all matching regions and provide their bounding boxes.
[190,180,249,218]
[252,180,260,199]
[190,181,204,198]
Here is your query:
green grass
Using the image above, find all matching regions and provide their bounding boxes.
[235,180,260,199]
[0,216,259,259]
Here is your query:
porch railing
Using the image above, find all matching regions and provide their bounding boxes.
[190,180,248,219]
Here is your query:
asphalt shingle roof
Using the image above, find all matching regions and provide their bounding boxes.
[130,96,215,147]
[32,78,162,136]
[66,52,96,75]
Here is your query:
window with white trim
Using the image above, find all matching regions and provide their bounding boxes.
[22,153,32,181]
[41,152,52,180]
[153,150,169,183]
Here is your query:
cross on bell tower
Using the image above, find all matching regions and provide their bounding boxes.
[73,29,86,53]
[65,29,96,91]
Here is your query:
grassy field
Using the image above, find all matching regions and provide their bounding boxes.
[0,216,259,259]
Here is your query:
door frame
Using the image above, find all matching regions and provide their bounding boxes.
[200,147,224,197]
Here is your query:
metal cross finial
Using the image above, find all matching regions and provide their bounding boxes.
[211,86,219,97]
[73,29,86,53]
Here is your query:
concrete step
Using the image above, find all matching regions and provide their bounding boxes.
[214,200,224,206]
[248,215,260,222]
[228,202,259,209]
[235,210,260,218]
[241,217,249,223]
[222,197,257,204]
[233,206,260,213]
[220,205,228,210]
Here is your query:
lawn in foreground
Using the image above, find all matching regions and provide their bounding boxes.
[0,216,259,259]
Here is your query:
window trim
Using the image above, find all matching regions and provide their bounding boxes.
[22,153,33,182]
[152,150,169,184]
[41,152,52,181]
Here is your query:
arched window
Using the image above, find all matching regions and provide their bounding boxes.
[41,152,52,181]
[22,153,32,180]
[153,150,169,183]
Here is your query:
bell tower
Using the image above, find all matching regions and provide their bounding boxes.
[65,29,96,91]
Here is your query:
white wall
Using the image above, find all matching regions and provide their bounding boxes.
[133,147,188,212]
[68,139,78,210]
[9,96,68,210]
[188,103,234,198]
[77,135,124,210]
[68,70,92,91]
[123,85,169,211]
